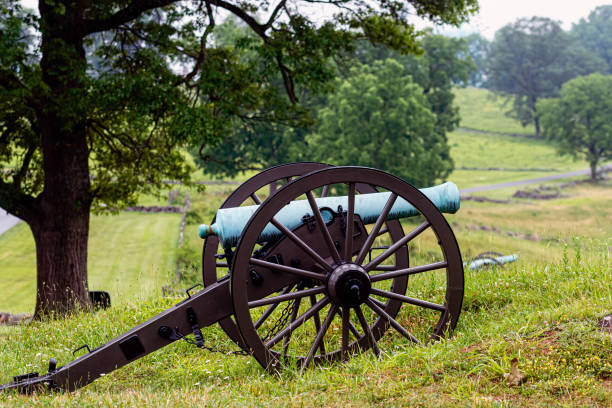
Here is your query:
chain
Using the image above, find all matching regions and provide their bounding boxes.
[261,299,296,343]
[176,329,251,356]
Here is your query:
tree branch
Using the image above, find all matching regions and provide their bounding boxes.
[183,0,216,86]
[12,144,36,189]
[208,0,266,37]
[0,68,27,91]
[0,179,37,223]
[265,0,288,29]
[84,0,180,35]
[276,53,297,103]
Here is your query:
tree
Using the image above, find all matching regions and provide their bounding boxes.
[195,27,476,178]
[193,18,315,178]
[402,34,475,136]
[353,33,475,139]
[538,73,612,180]
[0,0,478,317]
[463,33,489,87]
[572,5,612,73]
[486,17,606,138]
[308,59,451,187]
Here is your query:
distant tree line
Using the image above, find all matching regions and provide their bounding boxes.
[465,6,612,140]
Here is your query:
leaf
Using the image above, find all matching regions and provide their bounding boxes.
[503,357,526,386]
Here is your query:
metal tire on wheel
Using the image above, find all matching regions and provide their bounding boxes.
[230,166,464,371]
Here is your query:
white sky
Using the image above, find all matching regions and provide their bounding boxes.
[440,0,612,38]
[21,0,612,39]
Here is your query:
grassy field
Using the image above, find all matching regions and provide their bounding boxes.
[0,87,610,406]
[0,212,181,313]
[447,129,585,190]
[454,87,536,136]
[0,200,609,405]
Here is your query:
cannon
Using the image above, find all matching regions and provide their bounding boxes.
[1,164,464,393]
[466,253,518,270]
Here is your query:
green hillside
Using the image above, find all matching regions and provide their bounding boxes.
[454,87,536,136]
[447,129,584,189]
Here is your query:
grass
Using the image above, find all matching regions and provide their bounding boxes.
[454,87,536,136]
[0,86,611,405]
[0,238,609,406]
[446,129,585,189]
[0,212,181,313]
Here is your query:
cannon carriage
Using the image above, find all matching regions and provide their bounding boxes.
[1,163,464,393]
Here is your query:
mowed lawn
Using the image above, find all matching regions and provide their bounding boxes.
[0,212,181,313]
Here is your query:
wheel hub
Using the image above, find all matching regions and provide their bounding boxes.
[327,263,371,307]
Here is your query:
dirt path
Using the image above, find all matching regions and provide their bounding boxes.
[460,165,611,194]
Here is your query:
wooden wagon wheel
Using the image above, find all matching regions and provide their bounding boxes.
[202,162,332,346]
[230,166,464,371]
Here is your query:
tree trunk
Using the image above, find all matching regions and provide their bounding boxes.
[33,104,92,318]
[534,115,541,139]
[31,203,90,318]
[31,6,92,318]
[589,159,598,181]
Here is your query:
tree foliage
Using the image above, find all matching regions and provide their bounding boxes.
[486,17,606,138]
[0,0,478,316]
[572,5,612,73]
[308,59,452,187]
[463,33,489,87]
[197,29,475,179]
[538,73,612,180]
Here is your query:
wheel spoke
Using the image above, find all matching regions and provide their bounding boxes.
[364,221,430,272]
[310,295,325,355]
[301,304,338,372]
[354,305,380,357]
[376,226,389,237]
[371,265,396,271]
[344,183,356,262]
[370,261,448,282]
[355,193,398,264]
[282,297,302,359]
[306,190,341,264]
[248,285,325,308]
[321,185,329,198]
[339,308,361,338]
[370,288,446,312]
[265,297,330,348]
[250,192,262,205]
[341,306,350,358]
[249,258,326,281]
[270,217,333,272]
[365,298,421,345]
[254,284,294,329]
